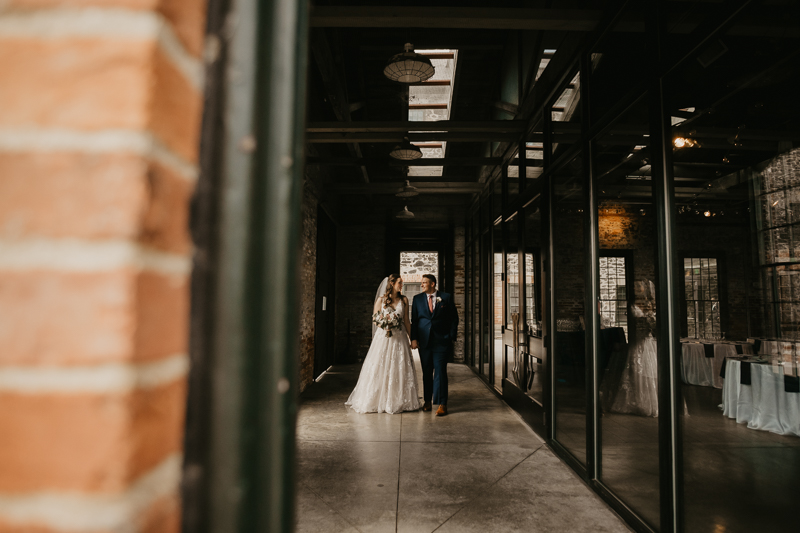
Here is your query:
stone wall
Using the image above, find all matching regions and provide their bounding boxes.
[334,224,386,362]
[399,252,439,281]
[298,181,318,392]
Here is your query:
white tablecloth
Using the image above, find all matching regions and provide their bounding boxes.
[682,342,753,389]
[722,360,800,437]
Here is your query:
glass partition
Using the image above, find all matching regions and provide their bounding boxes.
[594,96,660,528]
[481,230,491,379]
[552,154,588,465]
[664,7,800,529]
[493,220,504,390]
[524,204,543,404]
[506,215,520,381]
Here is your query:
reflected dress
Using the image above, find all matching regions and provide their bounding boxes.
[601,332,659,417]
[345,300,421,414]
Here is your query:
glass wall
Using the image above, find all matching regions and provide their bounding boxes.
[461,3,800,531]
[663,4,800,531]
[524,204,543,404]
[551,154,588,465]
[506,215,520,382]
[493,221,504,390]
[594,96,660,528]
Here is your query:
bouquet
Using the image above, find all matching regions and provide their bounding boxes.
[373,306,402,338]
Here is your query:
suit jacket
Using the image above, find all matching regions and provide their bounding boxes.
[410,291,459,350]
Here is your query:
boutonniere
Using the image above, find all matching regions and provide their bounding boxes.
[436,297,442,303]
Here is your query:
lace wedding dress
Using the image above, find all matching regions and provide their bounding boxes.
[601,332,659,417]
[345,300,421,414]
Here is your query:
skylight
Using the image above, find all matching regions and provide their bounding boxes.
[408,50,458,177]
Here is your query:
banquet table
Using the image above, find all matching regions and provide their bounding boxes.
[721,359,800,437]
[681,342,753,389]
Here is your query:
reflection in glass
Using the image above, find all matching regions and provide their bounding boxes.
[493,221,503,390]
[594,95,660,527]
[599,256,628,336]
[524,204,543,404]
[683,258,721,339]
[506,217,519,382]
[552,155,587,465]
[669,9,800,529]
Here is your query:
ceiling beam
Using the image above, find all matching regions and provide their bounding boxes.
[492,101,520,115]
[310,7,602,31]
[306,132,522,143]
[310,29,370,183]
[326,182,483,195]
[307,120,528,133]
[307,157,503,166]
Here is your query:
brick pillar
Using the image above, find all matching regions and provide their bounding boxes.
[0,2,205,531]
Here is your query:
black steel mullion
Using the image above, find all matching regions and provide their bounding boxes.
[544,102,556,441]
[648,2,683,532]
[581,51,601,481]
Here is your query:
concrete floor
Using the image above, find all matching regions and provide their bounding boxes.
[295,354,632,533]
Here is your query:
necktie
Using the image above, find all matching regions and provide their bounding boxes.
[428,294,434,313]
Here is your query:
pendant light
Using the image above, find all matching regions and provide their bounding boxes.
[395,206,415,219]
[395,180,419,198]
[389,137,422,160]
[383,43,435,83]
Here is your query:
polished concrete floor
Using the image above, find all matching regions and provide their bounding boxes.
[295,354,632,533]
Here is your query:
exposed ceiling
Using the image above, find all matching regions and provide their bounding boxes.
[304,0,800,226]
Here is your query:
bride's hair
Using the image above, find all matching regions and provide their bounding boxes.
[384,273,401,306]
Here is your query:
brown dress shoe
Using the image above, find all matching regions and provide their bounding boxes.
[422,401,432,412]
[435,405,447,416]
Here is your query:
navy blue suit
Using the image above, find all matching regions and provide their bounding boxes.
[410,291,459,405]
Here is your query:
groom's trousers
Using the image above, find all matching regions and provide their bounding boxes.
[419,344,449,405]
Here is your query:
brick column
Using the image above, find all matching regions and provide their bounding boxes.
[0,2,205,531]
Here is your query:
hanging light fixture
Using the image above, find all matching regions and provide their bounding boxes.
[395,206,415,219]
[389,137,422,160]
[383,43,435,83]
[395,180,419,198]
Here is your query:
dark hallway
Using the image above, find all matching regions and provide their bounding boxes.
[181,2,800,533]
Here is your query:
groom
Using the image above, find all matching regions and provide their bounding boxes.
[410,274,459,416]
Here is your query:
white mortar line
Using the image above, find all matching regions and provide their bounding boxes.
[0,353,188,394]
[0,239,191,276]
[0,128,198,182]
[0,453,182,533]
[0,8,203,91]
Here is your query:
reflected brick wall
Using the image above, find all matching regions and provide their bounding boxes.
[0,1,206,531]
[599,206,757,340]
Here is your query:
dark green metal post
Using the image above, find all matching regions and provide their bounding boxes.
[183,0,309,531]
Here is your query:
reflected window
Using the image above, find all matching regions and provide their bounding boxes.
[683,257,721,339]
[599,256,629,336]
[525,253,539,335]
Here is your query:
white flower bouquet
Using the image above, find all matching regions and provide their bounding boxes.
[373,306,402,337]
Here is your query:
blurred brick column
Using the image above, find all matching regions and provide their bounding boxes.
[0,1,205,531]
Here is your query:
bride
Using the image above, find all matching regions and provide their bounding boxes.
[345,274,421,414]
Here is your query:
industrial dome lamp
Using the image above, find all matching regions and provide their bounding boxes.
[395,206,415,219]
[395,180,420,198]
[383,43,435,83]
[389,137,423,160]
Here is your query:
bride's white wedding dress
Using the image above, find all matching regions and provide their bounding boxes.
[345,300,421,414]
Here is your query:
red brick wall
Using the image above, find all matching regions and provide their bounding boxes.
[0,1,205,531]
